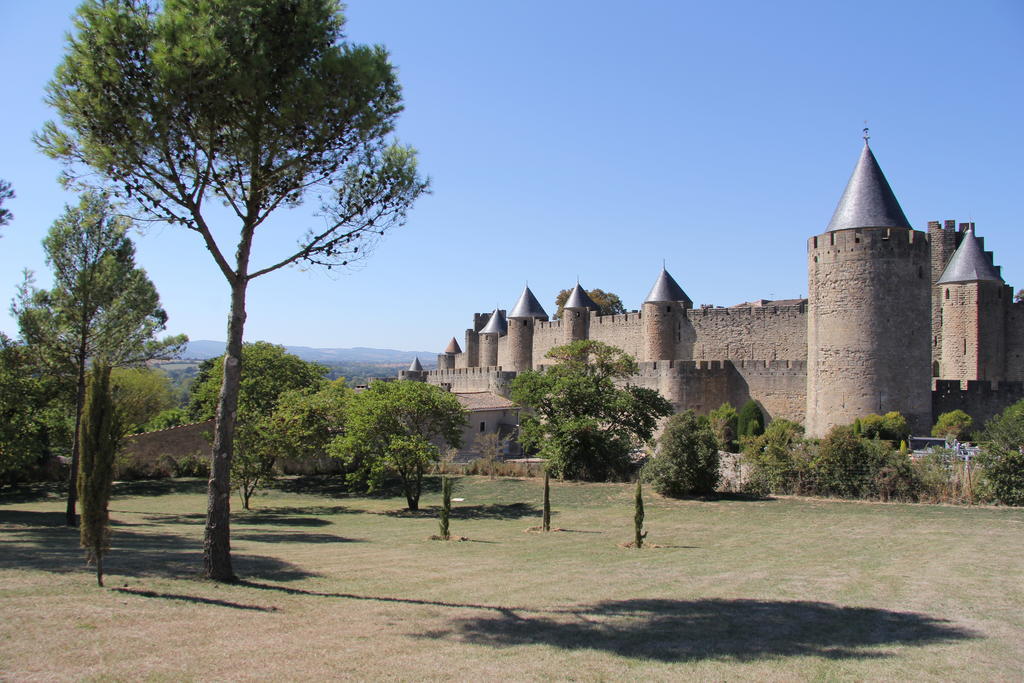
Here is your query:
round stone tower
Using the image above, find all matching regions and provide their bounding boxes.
[507,286,548,372]
[437,337,461,371]
[806,140,932,437]
[562,283,597,344]
[478,308,506,368]
[936,225,1006,382]
[642,267,692,361]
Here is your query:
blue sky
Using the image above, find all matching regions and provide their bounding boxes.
[1,0,1022,353]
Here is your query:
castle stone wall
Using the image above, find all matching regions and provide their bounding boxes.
[586,311,644,359]
[731,359,807,424]
[690,303,807,361]
[427,368,517,396]
[933,379,1024,430]
[1006,301,1024,382]
[928,220,961,372]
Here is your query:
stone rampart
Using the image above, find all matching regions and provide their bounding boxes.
[690,302,807,361]
[426,367,517,396]
[933,379,1024,429]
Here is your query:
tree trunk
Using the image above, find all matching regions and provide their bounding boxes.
[203,278,247,582]
[65,355,87,527]
[96,549,104,588]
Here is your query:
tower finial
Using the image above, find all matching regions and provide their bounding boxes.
[862,121,870,146]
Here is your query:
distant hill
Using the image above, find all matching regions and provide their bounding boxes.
[179,340,439,366]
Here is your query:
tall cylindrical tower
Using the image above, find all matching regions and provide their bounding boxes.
[507,286,548,372]
[806,141,932,437]
[642,267,692,361]
[561,283,597,344]
[478,308,506,368]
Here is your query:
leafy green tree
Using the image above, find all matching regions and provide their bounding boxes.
[978,400,1024,506]
[77,364,120,587]
[511,341,672,481]
[111,367,177,434]
[188,342,329,508]
[143,407,189,432]
[708,402,739,452]
[13,193,185,525]
[187,342,329,422]
[0,334,73,484]
[736,400,765,439]
[552,288,626,320]
[644,410,720,496]
[331,381,465,511]
[0,179,13,229]
[40,0,428,580]
[258,379,350,461]
[932,410,974,442]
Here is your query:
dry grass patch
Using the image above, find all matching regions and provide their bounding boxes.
[1,476,1022,680]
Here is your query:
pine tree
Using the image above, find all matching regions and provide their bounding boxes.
[77,364,120,587]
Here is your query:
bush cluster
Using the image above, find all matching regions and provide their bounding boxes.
[643,411,720,497]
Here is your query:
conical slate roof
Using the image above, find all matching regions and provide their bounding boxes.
[564,283,599,310]
[480,308,507,335]
[508,286,548,319]
[444,337,462,354]
[826,142,911,232]
[644,267,692,306]
[408,357,423,372]
[937,227,1003,285]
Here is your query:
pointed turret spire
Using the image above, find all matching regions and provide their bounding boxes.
[480,308,507,335]
[508,285,548,320]
[563,283,599,311]
[937,226,1003,284]
[644,267,692,307]
[444,337,462,354]
[408,357,423,372]
[826,140,911,232]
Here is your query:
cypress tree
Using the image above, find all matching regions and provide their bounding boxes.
[78,364,120,587]
[439,476,452,541]
[634,479,645,549]
[542,471,551,532]
[737,400,765,438]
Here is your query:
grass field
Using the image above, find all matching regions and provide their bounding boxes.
[2,476,1023,680]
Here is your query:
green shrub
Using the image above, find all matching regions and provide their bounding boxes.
[741,419,805,496]
[932,410,973,442]
[644,411,719,497]
[173,452,210,478]
[978,400,1024,506]
[858,412,909,443]
[736,400,765,439]
[708,402,739,452]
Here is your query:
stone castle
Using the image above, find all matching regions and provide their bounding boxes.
[402,139,1024,437]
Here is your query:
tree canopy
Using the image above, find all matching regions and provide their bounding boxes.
[510,340,672,481]
[13,192,184,524]
[187,342,329,422]
[331,380,465,510]
[0,179,13,229]
[39,0,428,579]
[552,288,625,320]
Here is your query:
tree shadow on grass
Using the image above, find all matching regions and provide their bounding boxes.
[0,481,67,504]
[382,502,540,520]
[112,587,278,612]
[0,510,316,582]
[234,531,365,544]
[111,478,209,498]
[415,597,977,662]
